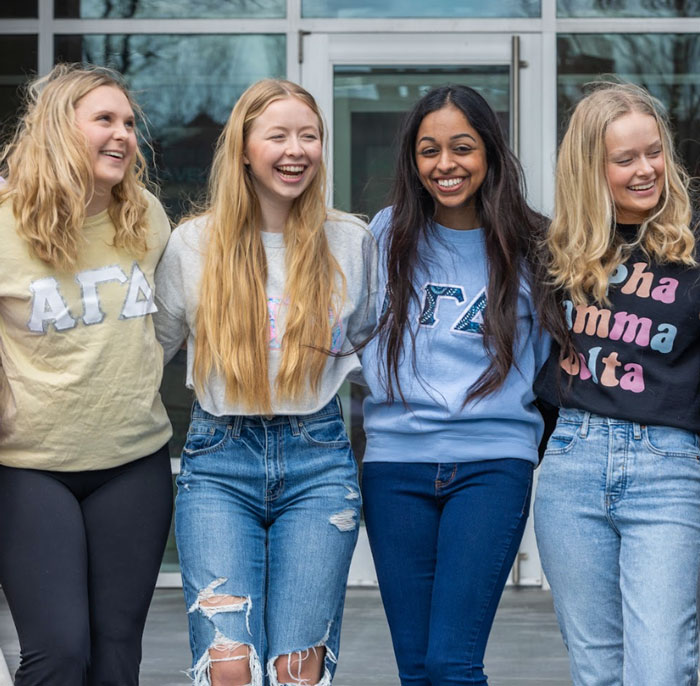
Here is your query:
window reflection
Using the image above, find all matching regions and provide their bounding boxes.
[304,0,539,18]
[334,65,510,219]
[558,0,700,17]
[0,36,38,132]
[55,33,286,219]
[55,0,284,18]
[558,34,700,176]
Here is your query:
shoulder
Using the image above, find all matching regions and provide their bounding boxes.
[0,199,16,229]
[141,189,171,248]
[324,210,375,250]
[368,206,393,240]
[169,215,210,256]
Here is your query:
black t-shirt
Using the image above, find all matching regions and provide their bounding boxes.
[535,228,700,432]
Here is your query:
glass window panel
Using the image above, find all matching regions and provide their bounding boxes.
[0,0,38,17]
[304,0,539,18]
[334,65,510,217]
[558,0,700,17]
[558,34,700,176]
[55,0,284,18]
[334,65,511,462]
[0,35,37,134]
[54,33,286,220]
[53,33,285,484]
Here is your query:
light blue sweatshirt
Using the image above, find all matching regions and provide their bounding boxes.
[362,207,551,465]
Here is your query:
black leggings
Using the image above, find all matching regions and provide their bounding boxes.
[0,446,173,686]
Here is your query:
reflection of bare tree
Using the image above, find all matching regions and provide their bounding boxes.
[559,0,700,17]
[76,32,285,217]
[81,0,281,18]
[558,34,700,175]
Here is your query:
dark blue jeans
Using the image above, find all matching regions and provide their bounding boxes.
[362,459,533,686]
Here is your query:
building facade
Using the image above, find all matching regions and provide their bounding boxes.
[2,0,699,587]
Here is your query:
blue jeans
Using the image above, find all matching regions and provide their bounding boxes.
[362,459,534,685]
[535,408,700,686]
[175,397,360,686]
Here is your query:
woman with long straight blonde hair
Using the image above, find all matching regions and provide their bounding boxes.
[534,82,700,685]
[0,64,173,685]
[154,78,376,686]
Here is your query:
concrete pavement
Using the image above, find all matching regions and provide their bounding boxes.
[0,587,571,685]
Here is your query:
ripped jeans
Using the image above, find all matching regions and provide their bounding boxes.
[175,397,361,686]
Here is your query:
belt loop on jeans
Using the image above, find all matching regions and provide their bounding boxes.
[579,411,591,438]
[288,414,301,436]
[232,415,243,439]
[633,422,642,440]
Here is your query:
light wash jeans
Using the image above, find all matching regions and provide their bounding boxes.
[535,408,700,686]
[175,397,360,686]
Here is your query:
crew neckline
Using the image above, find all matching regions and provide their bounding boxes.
[260,230,285,247]
[433,221,485,244]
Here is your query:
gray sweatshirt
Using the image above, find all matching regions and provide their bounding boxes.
[153,212,377,416]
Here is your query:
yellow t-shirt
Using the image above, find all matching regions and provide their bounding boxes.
[0,191,172,470]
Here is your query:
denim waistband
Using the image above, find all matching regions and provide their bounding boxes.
[190,395,342,430]
[557,407,647,440]
[557,407,646,426]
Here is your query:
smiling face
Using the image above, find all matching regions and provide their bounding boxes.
[243,96,322,220]
[74,84,137,214]
[605,110,665,224]
[414,104,487,230]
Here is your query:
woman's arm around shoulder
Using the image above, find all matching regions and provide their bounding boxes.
[326,210,379,346]
[153,217,206,364]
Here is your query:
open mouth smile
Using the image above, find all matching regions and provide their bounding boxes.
[101,150,125,160]
[628,181,655,192]
[276,165,306,181]
[434,177,465,192]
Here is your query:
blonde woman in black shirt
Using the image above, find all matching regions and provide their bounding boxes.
[534,82,700,686]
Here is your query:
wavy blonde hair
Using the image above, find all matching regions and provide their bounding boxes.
[193,79,345,413]
[548,81,695,306]
[0,63,151,270]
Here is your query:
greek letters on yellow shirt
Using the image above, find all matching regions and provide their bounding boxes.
[0,191,172,471]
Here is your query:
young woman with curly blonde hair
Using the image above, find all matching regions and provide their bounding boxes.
[154,78,376,686]
[0,63,173,685]
[535,82,700,686]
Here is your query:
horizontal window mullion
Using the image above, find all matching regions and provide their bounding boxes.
[50,18,289,33]
[556,17,700,32]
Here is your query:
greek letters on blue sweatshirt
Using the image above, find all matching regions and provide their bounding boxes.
[535,232,700,433]
[362,208,551,465]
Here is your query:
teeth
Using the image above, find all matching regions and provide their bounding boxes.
[278,165,304,173]
[102,151,124,159]
[629,182,654,191]
[437,178,462,188]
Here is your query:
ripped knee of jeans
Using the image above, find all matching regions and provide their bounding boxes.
[187,578,262,686]
[267,622,337,686]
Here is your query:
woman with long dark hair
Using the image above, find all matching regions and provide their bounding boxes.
[360,84,563,685]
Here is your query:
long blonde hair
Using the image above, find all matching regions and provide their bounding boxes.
[0,63,151,270]
[193,79,345,413]
[548,81,695,306]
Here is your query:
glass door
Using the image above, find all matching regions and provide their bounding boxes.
[302,32,545,587]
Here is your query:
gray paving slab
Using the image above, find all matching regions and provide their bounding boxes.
[0,587,571,685]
